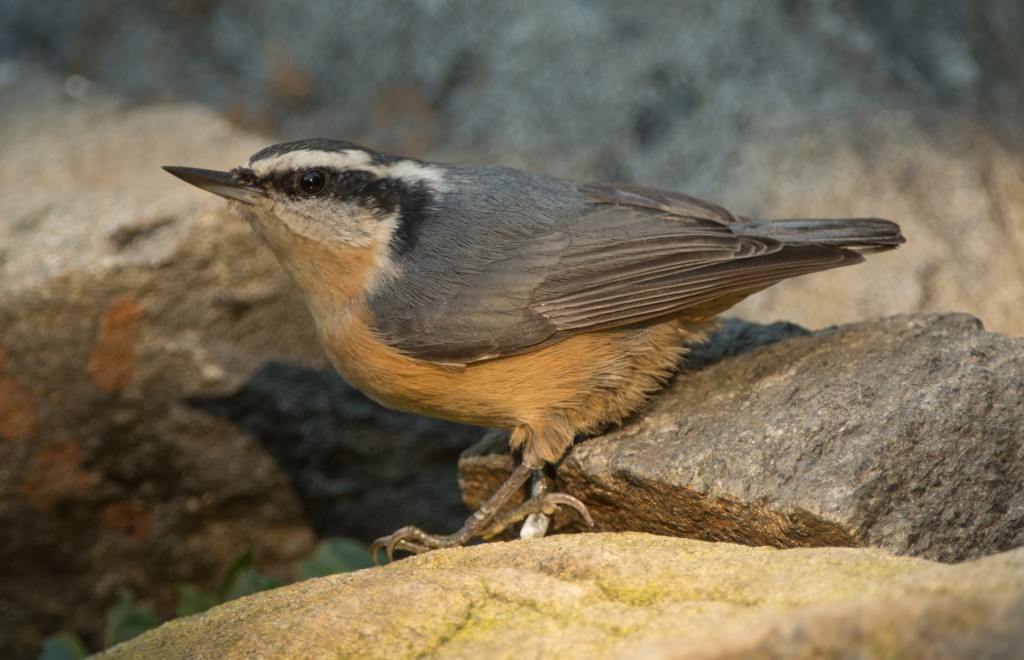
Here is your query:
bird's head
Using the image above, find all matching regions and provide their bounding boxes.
[165,139,449,301]
[165,138,447,251]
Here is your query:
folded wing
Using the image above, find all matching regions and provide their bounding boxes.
[372,179,903,363]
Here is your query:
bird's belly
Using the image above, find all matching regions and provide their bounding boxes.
[318,305,700,446]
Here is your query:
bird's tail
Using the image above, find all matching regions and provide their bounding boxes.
[734,218,905,253]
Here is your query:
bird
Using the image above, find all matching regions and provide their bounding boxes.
[164,138,904,561]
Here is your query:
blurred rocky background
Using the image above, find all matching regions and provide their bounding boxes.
[1,1,1023,657]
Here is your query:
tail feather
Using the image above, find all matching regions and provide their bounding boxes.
[734,218,905,253]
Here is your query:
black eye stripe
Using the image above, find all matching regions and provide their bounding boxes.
[256,169,374,197]
[335,170,379,192]
[328,171,407,212]
[259,169,426,220]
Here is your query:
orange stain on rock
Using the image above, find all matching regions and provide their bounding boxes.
[17,438,96,511]
[89,296,145,393]
[101,500,153,541]
[0,347,40,440]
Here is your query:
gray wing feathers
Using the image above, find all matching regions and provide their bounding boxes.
[578,182,742,222]
[371,175,902,364]
[372,241,564,363]
[529,184,901,333]
[734,218,905,252]
[537,245,859,331]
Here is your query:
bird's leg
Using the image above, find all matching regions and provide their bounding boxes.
[371,460,593,563]
[519,470,552,539]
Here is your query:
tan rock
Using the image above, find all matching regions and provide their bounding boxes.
[97,533,1024,659]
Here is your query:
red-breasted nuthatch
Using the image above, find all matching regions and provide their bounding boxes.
[165,139,904,561]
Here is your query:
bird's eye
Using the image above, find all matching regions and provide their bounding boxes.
[299,169,327,195]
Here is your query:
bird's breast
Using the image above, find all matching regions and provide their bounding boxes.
[314,303,699,449]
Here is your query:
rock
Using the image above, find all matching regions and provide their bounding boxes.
[461,314,1024,563]
[0,67,312,657]
[96,533,1024,659]
[4,2,1024,336]
[187,362,481,542]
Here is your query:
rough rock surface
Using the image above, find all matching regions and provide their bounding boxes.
[462,314,1024,563]
[0,69,309,658]
[188,362,480,541]
[98,533,1024,659]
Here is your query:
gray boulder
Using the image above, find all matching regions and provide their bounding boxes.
[462,314,1024,563]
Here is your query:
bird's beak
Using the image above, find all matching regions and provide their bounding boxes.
[162,166,266,204]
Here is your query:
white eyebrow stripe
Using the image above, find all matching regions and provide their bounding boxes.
[246,148,450,191]
[246,149,377,177]
[381,161,450,191]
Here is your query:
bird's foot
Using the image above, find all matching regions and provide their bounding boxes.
[371,491,594,563]
[488,490,594,540]
[371,462,594,563]
[371,524,477,560]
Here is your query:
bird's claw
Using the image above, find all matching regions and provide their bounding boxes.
[371,526,465,564]
[370,462,595,565]
[371,490,595,564]
[484,491,595,539]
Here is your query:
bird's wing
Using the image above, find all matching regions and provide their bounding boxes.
[529,184,856,333]
[370,180,862,364]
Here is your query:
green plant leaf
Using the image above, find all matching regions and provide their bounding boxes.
[104,590,162,648]
[216,549,281,603]
[175,583,219,617]
[300,537,375,578]
[38,632,87,660]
